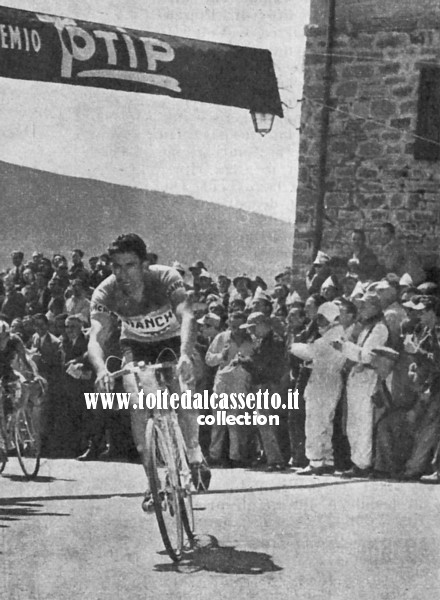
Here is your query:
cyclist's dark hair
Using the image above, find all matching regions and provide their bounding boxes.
[107,234,148,262]
[381,222,395,235]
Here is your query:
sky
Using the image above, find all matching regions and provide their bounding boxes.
[0,0,309,222]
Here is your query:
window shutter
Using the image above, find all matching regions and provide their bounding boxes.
[415,65,440,161]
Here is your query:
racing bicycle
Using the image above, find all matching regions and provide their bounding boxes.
[107,359,195,562]
[0,377,43,480]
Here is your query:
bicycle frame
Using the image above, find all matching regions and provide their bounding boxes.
[107,359,195,561]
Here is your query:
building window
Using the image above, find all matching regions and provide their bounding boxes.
[415,65,440,160]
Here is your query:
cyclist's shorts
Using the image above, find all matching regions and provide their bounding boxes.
[120,337,181,364]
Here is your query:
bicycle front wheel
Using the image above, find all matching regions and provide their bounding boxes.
[15,407,40,480]
[145,418,183,562]
[171,418,195,540]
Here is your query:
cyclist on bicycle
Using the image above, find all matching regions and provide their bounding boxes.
[0,320,45,461]
[87,234,211,506]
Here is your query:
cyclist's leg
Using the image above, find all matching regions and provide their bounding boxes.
[122,369,151,475]
[167,375,203,465]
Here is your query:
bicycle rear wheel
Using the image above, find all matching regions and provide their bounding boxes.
[145,418,183,562]
[15,407,40,480]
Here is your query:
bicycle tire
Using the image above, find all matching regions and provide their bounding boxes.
[145,418,183,562]
[171,418,195,539]
[15,407,40,480]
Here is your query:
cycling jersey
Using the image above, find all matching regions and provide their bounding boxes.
[90,265,185,344]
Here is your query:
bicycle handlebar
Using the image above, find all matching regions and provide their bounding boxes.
[107,360,177,379]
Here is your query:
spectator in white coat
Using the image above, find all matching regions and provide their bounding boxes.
[333,293,389,478]
[290,302,347,475]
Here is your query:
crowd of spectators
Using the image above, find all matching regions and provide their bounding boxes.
[2,222,440,484]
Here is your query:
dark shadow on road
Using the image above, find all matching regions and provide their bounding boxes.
[154,534,282,574]
[0,479,365,505]
[199,478,365,495]
[0,499,69,527]
[2,474,76,483]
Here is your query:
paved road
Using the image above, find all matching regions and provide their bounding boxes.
[0,458,439,600]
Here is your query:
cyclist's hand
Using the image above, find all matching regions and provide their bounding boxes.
[177,353,195,386]
[95,370,113,392]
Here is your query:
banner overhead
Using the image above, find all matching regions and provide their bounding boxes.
[0,6,283,117]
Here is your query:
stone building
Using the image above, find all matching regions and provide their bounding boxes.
[294,0,440,279]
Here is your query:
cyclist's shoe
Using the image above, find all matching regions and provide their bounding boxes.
[141,490,155,513]
[191,461,211,492]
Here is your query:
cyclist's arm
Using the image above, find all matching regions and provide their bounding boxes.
[171,289,196,358]
[88,312,113,385]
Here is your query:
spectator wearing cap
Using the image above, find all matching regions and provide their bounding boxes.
[274,271,286,284]
[8,251,25,288]
[334,293,389,477]
[254,276,268,291]
[239,312,287,470]
[207,301,227,329]
[69,249,90,287]
[417,281,437,296]
[378,222,425,285]
[251,288,272,317]
[286,290,304,312]
[306,251,332,295]
[197,270,219,304]
[272,284,289,319]
[350,229,381,282]
[341,271,359,300]
[231,274,253,309]
[399,296,440,481]
[205,311,254,467]
[65,279,90,324]
[31,251,43,268]
[320,275,339,302]
[189,260,207,294]
[196,312,222,350]
[291,302,347,475]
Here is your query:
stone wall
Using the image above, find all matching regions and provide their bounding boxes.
[294,1,440,278]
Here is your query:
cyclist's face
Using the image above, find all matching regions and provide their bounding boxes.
[111,252,145,293]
